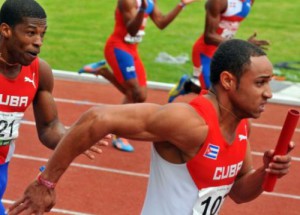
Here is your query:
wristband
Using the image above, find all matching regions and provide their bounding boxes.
[178,1,186,8]
[37,174,56,189]
[39,165,46,172]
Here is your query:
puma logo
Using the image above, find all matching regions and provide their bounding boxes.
[238,134,247,142]
[24,73,36,88]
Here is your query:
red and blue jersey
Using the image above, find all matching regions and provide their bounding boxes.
[195,0,253,57]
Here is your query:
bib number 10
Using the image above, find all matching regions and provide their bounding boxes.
[200,195,224,215]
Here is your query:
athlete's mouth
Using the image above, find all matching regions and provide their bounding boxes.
[27,51,39,56]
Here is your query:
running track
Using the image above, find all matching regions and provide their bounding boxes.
[3,77,300,215]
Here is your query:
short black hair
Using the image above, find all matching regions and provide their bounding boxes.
[0,0,46,26]
[210,39,266,86]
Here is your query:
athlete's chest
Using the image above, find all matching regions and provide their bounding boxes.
[187,120,248,189]
[0,68,38,112]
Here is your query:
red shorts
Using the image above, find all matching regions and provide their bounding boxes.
[104,39,147,86]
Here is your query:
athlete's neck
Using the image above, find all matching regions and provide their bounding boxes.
[208,89,241,121]
[0,53,19,67]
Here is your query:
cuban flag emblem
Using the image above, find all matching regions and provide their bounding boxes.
[203,144,220,160]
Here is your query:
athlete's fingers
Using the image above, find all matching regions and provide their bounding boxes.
[248,32,257,40]
[7,198,29,215]
[7,197,28,214]
[265,153,292,177]
[287,141,295,153]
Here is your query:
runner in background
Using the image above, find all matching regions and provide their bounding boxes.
[80,0,197,152]
[168,0,269,102]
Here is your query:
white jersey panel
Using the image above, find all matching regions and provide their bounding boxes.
[141,146,198,215]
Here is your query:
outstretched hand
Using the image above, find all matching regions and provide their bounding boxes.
[83,134,111,159]
[247,32,270,50]
[263,141,295,178]
[8,181,56,215]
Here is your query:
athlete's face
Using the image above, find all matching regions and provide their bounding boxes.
[230,56,273,119]
[5,17,47,66]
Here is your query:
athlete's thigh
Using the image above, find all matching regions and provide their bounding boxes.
[133,53,147,87]
[105,44,138,85]
[199,54,212,89]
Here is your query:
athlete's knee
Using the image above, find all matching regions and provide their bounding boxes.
[125,86,146,103]
[132,89,146,103]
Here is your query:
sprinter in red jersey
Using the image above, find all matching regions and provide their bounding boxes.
[0,1,107,213]
[168,0,269,102]
[104,0,197,152]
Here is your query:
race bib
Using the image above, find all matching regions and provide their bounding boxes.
[124,30,146,44]
[219,20,240,39]
[192,184,233,215]
[0,111,23,144]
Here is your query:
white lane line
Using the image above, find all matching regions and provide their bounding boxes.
[54,98,102,106]
[251,151,300,162]
[263,192,300,200]
[2,199,94,215]
[13,154,149,178]
[252,122,300,133]
[13,152,300,180]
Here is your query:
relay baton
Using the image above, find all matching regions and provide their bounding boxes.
[263,109,300,192]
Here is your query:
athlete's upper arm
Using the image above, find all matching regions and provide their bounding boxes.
[89,102,205,149]
[144,103,207,151]
[204,0,227,40]
[118,0,138,26]
[33,59,58,131]
[149,3,164,27]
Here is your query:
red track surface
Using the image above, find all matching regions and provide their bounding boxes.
[3,78,300,215]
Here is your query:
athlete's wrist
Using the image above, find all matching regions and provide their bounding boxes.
[36,166,56,189]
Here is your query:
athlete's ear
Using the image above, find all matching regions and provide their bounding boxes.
[0,23,11,39]
[220,71,235,90]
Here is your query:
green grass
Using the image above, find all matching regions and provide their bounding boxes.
[2,0,300,83]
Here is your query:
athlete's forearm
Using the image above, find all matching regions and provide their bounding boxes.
[126,9,145,36]
[41,109,109,183]
[39,121,66,150]
[151,2,186,29]
[229,167,266,203]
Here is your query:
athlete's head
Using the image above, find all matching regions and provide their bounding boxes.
[0,0,47,66]
[210,39,266,86]
[0,0,47,26]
